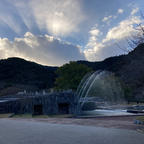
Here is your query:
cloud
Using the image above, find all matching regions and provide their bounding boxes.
[84,25,120,61]
[0,1,23,35]
[10,0,37,31]
[131,7,139,15]
[84,14,143,62]
[0,14,22,34]
[84,41,127,61]
[85,26,102,51]
[102,8,124,24]
[117,9,124,14]
[102,15,113,22]
[103,16,142,43]
[89,29,100,36]
[0,32,85,66]
[8,0,85,37]
[29,0,85,36]
[102,9,124,24]
[84,26,104,61]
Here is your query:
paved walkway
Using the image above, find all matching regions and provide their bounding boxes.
[0,119,144,144]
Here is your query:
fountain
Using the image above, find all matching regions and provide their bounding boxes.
[75,70,130,116]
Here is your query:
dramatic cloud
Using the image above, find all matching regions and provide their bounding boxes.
[0,0,143,65]
[84,26,104,61]
[30,0,85,36]
[103,16,142,43]
[9,0,85,37]
[10,0,37,31]
[84,9,143,62]
[0,32,85,66]
[84,41,127,61]
[0,1,23,35]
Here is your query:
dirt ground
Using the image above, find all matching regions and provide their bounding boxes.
[11,115,144,131]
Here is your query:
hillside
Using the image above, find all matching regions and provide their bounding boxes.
[0,57,57,93]
[117,43,144,99]
[78,43,144,100]
[77,55,127,73]
[0,44,144,99]
[78,44,144,86]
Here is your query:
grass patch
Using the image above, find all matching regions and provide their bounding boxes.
[0,113,13,118]
[11,114,73,118]
[12,114,32,118]
[136,116,144,122]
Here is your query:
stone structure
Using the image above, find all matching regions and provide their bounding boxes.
[0,91,77,115]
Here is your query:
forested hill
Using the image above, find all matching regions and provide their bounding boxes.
[78,43,144,85]
[77,54,126,73]
[78,43,144,99]
[0,57,57,91]
[0,43,144,98]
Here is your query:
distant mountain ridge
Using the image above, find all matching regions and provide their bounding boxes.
[78,44,144,85]
[0,57,57,93]
[0,43,144,99]
[78,43,144,100]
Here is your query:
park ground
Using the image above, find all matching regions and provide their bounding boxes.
[0,117,144,144]
[10,115,144,132]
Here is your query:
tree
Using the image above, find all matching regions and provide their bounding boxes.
[55,61,92,90]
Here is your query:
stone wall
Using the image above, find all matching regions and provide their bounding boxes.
[0,91,77,115]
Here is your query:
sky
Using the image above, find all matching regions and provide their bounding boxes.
[0,0,144,66]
